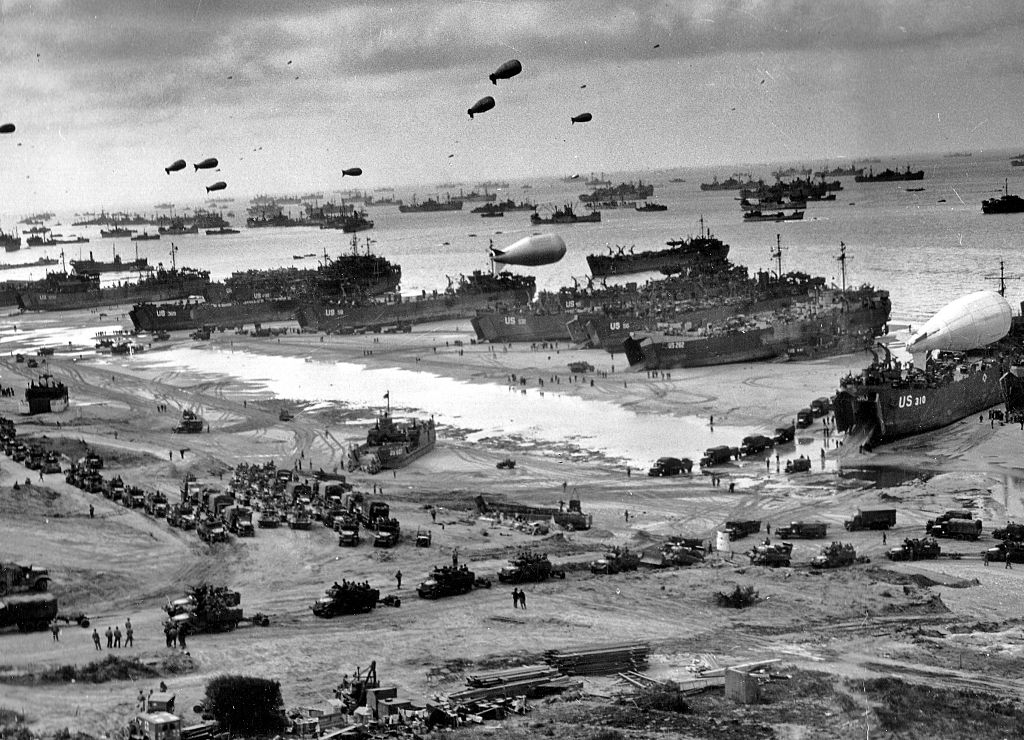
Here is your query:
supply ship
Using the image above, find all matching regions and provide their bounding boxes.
[2,228,22,252]
[981,181,1024,215]
[854,166,924,182]
[397,195,463,213]
[586,218,729,277]
[296,270,535,334]
[70,249,151,275]
[530,205,600,225]
[578,180,654,204]
[833,289,1023,446]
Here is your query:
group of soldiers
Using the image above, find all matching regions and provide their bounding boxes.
[162,620,188,649]
[89,619,134,649]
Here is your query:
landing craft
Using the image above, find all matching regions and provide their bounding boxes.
[194,158,219,171]
[342,167,362,177]
[0,123,15,134]
[489,59,522,85]
[571,113,592,124]
[468,96,495,119]
[165,159,186,175]
[906,290,1011,362]
[490,233,566,267]
[205,181,227,193]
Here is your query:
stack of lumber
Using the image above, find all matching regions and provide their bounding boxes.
[545,642,650,675]
[449,665,576,703]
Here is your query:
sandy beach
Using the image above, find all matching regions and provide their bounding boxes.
[2,305,1024,738]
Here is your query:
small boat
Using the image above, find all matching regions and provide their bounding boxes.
[130,231,160,241]
[635,202,668,212]
[205,226,240,235]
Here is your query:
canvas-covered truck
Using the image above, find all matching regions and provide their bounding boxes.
[844,508,897,531]
[930,518,983,541]
[887,537,941,561]
[0,562,51,595]
[775,521,828,539]
[724,520,761,541]
[700,445,739,468]
[0,592,58,631]
[224,505,255,537]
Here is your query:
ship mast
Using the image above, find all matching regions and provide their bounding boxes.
[771,234,784,279]
[169,242,177,271]
[985,259,1021,298]
[836,242,848,293]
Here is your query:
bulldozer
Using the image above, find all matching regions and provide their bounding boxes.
[311,581,380,618]
[0,562,51,595]
[810,542,864,569]
[748,542,793,567]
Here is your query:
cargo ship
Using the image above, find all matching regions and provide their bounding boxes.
[854,166,924,182]
[586,219,729,277]
[471,200,536,214]
[530,205,600,225]
[834,290,1022,446]
[70,250,151,275]
[397,195,463,213]
[579,180,654,203]
[347,401,436,474]
[2,228,22,252]
[17,265,210,311]
[297,270,535,334]
[99,227,134,238]
[699,174,758,191]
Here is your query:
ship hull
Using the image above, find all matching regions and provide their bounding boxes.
[18,275,210,311]
[834,363,1005,443]
[471,312,575,342]
[297,287,534,333]
[587,241,729,277]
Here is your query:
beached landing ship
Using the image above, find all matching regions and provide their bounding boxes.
[347,406,436,474]
[17,265,211,312]
[834,290,1022,446]
[20,374,68,415]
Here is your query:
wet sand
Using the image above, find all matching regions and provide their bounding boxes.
[2,306,1024,736]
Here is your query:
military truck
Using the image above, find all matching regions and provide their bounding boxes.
[887,537,941,561]
[164,584,243,634]
[417,565,486,599]
[311,582,379,618]
[0,592,58,631]
[993,523,1024,542]
[844,508,896,531]
[105,475,126,502]
[174,409,205,433]
[775,521,828,539]
[224,505,255,537]
[810,397,832,416]
[338,520,360,547]
[144,491,169,518]
[985,541,1024,564]
[197,515,228,544]
[287,506,312,530]
[257,507,281,529]
[373,518,401,548]
[41,452,62,474]
[785,457,812,473]
[700,445,739,468]
[0,562,51,595]
[796,408,814,428]
[748,542,793,567]
[930,518,982,541]
[415,529,432,547]
[499,552,565,582]
[127,486,146,509]
[659,537,706,566]
[925,510,973,534]
[773,424,795,445]
[724,520,761,541]
[739,435,774,456]
[811,542,862,569]
[589,547,640,575]
[167,503,197,530]
[648,457,693,476]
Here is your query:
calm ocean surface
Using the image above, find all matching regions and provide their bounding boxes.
[3,150,1023,328]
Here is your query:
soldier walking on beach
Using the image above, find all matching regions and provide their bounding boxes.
[452,549,458,567]
[177,629,187,650]
[395,570,402,589]
[125,622,134,647]
[89,504,94,518]
[511,588,520,609]
[519,591,527,610]
[113,625,122,648]
[50,621,60,641]
[105,626,113,648]
[92,629,102,650]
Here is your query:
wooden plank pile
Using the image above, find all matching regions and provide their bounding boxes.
[448,664,575,703]
[545,642,650,675]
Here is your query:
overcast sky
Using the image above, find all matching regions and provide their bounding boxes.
[1,0,1022,212]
